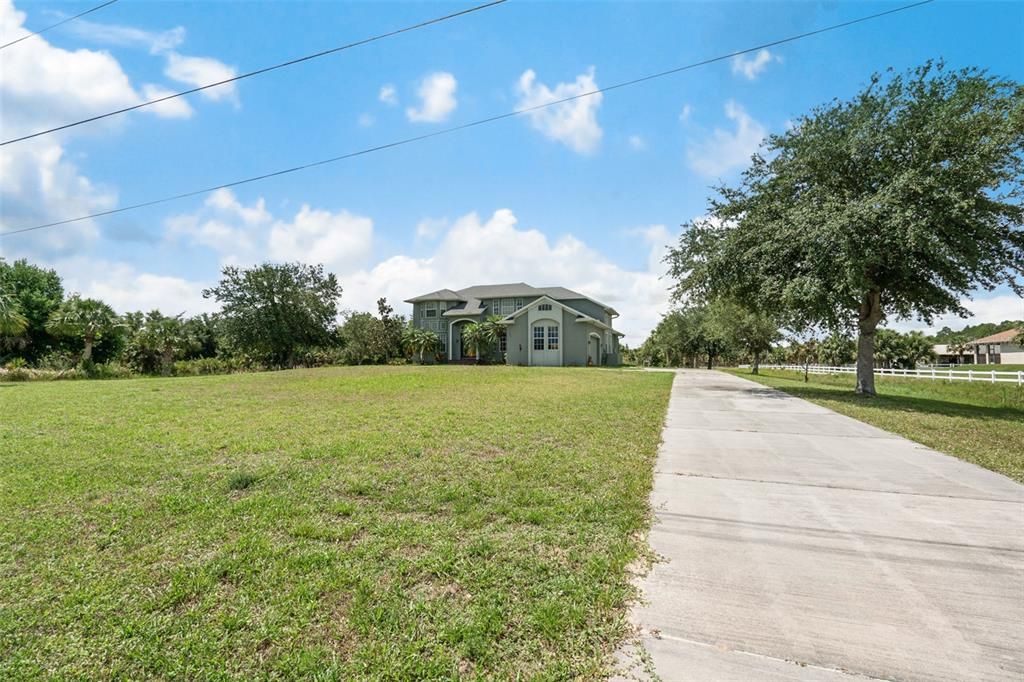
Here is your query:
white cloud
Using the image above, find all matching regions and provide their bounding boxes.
[890,294,1024,334]
[59,17,186,54]
[687,100,766,177]
[49,256,216,315]
[161,196,670,343]
[344,210,671,344]
[268,206,374,275]
[378,84,397,106]
[165,189,373,276]
[679,104,693,122]
[164,52,237,103]
[141,83,194,118]
[405,72,457,123]
[515,67,602,154]
[358,113,375,127]
[731,49,781,81]
[628,134,646,151]
[415,217,447,240]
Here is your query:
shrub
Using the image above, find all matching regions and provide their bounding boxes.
[173,357,239,376]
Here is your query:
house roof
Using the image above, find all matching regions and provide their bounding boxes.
[971,328,1021,345]
[442,298,486,317]
[405,282,619,316]
[404,288,464,303]
[496,295,625,336]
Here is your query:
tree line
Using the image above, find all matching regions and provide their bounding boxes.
[0,258,445,380]
[651,61,1022,395]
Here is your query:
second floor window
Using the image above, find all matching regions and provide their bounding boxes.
[424,302,438,318]
[538,303,552,311]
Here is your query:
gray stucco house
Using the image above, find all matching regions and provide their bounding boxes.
[405,283,624,366]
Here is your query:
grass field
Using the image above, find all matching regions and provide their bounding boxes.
[0,366,673,680]
[723,368,1024,483]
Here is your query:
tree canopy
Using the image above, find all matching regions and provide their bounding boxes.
[666,62,1024,394]
[202,262,342,368]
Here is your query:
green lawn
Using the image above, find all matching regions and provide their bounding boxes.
[0,366,673,680]
[723,368,1024,482]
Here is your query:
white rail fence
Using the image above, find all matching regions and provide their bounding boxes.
[761,364,1024,385]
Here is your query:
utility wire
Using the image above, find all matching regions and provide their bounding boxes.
[0,0,120,51]
[0,0,934,238]
[0,0,507,146]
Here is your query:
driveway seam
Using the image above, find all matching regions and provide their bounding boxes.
[654,470,1024,504]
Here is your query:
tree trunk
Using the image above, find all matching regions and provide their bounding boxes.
[161,346,174,376]
[855,289,884,396]
[706,354,713,370]
[82,335,94,362]
[752,352,760,375]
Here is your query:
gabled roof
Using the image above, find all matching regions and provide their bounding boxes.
[971,328,1021,345]
[442,298,486,317]
[404,288,464,303]
[496,295,625,336]
[406,282,618,316]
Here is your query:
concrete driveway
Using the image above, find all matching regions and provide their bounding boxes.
[618,370,1024,681]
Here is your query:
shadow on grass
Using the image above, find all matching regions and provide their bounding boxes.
[749,372,1024,425]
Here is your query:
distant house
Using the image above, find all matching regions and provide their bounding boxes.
[404,283,623,366]
[932,344,973,365]
[969,329,1024,365]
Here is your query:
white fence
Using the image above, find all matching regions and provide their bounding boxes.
[761,364,1024,385]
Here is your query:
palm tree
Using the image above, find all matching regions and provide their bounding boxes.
[46,295,118,363]
[0,292,29,361]
[140,312,188,376]
[461,315,502,364]
[0,292,28,338]
[402,326,439,364]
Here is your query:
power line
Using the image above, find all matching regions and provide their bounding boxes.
[0,0,935,238]
[0,0,508,147]
[0,0,120,51]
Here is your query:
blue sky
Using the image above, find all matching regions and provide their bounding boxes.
[1,0,1022,342]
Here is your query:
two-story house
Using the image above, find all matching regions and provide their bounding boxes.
[404,283,624,366]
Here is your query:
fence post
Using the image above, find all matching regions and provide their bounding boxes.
[968,369,972,383]
[992,370,996,384]
[1019,371,1023,387]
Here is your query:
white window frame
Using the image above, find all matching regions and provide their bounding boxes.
[538,303,552,311]
[423,302,438,318]
[533,325,545,351]
[547,325,559,351]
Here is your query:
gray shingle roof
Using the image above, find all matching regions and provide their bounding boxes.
[404,288,465,303]
[406,282,618,316]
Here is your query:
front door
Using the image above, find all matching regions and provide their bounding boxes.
[531,321,560,366]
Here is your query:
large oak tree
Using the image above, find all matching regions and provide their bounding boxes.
[203,262,342,368]
[666,62,1023,395]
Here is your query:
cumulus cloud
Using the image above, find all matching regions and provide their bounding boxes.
[628,134,646,151]
[889,294,1024,335]
[164,52,238,103]
[687,100,767,177]
[343,210,672,343]
[141,83,194,118]
[378,84,397,106]
[731,49,781,80]
[268,206,374,274]
[405,72,457,123]
[45,256,217,315]
[161,195,671,342]
[515,67,602,154]
[415,217,447,240]
[165,189,374,276]
[679,104,693,122]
